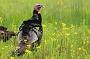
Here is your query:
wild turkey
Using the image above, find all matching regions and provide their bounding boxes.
[14,4,43,56]
[19,4,43,36]
[3,31,16,42]
[0,26,7,31]
[19,4,43,44]
[0,26,16,42]
[0,26,6,41]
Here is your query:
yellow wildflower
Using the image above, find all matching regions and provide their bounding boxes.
[5,46,8,48]
[0,17,2,19]
[62,23,66,27]
[44,40,47,44]
[55,22,57,25]
[27,45,31,47]
[71,45,73,48]
[24,39,27,42]
[25,49,32,54]
[2,47,4,50]
[78,48,82,51]
[16,46,19,49]
[43,24,46,28]
[27,45,31,49]
[87,41,89,43]
[65,33,70,36]
[74,32,78,35]
[10,57,14,59]
[70,24,75,28]
[12,24,17,30]
[64,27,70,30]
[37,45,41,49]
[83,41,86,45]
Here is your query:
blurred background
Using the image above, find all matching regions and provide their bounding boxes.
[0,0,90,30]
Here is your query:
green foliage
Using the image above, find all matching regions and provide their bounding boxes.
[0,0,90,59]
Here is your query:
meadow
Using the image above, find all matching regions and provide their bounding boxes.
[0,0,90,59]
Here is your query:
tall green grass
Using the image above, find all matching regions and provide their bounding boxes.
[0,0,90,59]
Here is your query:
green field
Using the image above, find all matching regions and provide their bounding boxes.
[0,0,90,59]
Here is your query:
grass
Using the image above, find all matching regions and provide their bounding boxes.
[0,0,90,59]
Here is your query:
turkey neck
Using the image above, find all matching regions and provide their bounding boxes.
[33,10,40,14]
